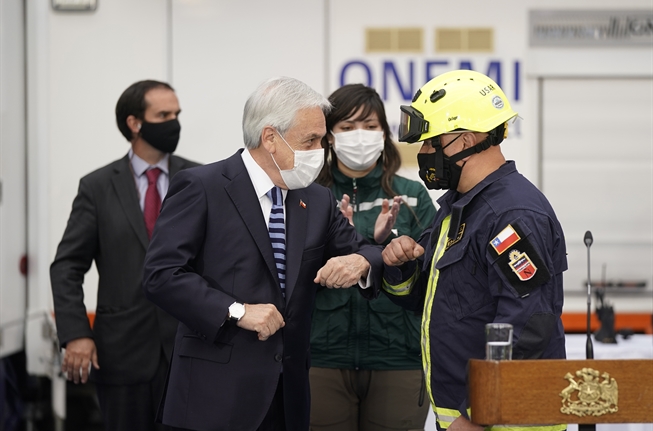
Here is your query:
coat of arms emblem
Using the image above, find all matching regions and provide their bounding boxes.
[560,367,618,417]
[508,249,537,281]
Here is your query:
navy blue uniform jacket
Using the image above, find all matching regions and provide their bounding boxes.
[383,161,567,423]
[143,150,382,431]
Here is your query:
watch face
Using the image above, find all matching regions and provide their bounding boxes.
[229,303,245,320]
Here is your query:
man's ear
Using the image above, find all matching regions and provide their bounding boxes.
[261,126,277,153]
[461,132,476,150]
[126,115,141,139]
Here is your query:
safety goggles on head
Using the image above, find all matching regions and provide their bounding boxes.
[398,105,429,143]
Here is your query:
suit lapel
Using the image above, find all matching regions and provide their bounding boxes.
[169,154,184,177]
[284,189,308,302]
[223,155,279,287]
[111,155,149,250]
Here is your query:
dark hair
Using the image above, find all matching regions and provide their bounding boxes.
[316,84,401,197]
[115,80,175,142]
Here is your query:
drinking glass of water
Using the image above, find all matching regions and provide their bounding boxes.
[485,323,513,360]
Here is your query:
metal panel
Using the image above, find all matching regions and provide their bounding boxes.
[541,78,653,312]
[0,0,27,359]
[171,0,326,165]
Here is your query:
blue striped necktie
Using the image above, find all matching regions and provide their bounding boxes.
[267,186,286,297]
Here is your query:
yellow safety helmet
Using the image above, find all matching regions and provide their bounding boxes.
[398,69,518,143]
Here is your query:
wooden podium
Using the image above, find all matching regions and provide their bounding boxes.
[468,359,653,426]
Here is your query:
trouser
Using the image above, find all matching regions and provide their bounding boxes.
[257,376,286,431]
[95,350,171,431]
[309,367,429,431]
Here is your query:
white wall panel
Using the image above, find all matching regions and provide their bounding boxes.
[171,0,326,165]
[47,0,169,312]
[542,79,653,161]
[0,0,27,358]
[542,78,653,313]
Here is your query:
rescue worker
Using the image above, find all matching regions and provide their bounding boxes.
[381,69,568,431]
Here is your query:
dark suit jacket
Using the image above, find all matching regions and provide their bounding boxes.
[50,153,200,386]
[142,150,382,431]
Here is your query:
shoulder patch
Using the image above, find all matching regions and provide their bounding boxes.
[487,223,551,297]
[509,250,537,280]
[490,224,520,255]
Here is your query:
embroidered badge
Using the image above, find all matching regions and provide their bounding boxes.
[508,249,537,281]
[446,223,466,250]
[487,221,550,296]
[490,224,521,255]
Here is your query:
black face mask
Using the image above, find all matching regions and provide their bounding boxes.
[140,118,181,153]
[417,151,463,190]
[417,126,506,190]
[417,134,464,190]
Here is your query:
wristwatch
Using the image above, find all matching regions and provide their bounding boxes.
[228,302,245,321]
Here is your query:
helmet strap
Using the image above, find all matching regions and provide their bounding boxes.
[448,123,506,164]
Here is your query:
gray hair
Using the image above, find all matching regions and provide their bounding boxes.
[242,77,331,149]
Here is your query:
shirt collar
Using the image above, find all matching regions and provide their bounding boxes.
[241,148,287,201]
[129,148,170,176]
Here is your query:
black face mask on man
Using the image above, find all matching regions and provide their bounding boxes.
[417,151,463,191]
[140,118,181,153]
[417,134,464,190]
[417,125,506,191]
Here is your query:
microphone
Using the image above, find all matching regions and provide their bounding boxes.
[584,230,594,360]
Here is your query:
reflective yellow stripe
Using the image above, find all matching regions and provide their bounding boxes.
[435,405,460,428]
[422,215,451,412]
[468,407,567,431]
[382,268,418,296]
[435,413,567,431]
[485,425,567,431]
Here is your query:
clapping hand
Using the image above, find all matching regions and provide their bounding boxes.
[339,194,354,226]
[374,196,402,243]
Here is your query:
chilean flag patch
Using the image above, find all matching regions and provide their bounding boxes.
[490,224,521,255]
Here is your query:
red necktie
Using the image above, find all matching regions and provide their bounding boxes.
[144,168,162,239]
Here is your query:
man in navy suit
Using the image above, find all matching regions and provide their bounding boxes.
[142,76,383,431]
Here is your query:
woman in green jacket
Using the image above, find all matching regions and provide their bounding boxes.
[310,84,437,431]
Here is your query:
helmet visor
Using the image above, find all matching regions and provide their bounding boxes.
[399,105,429,143]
